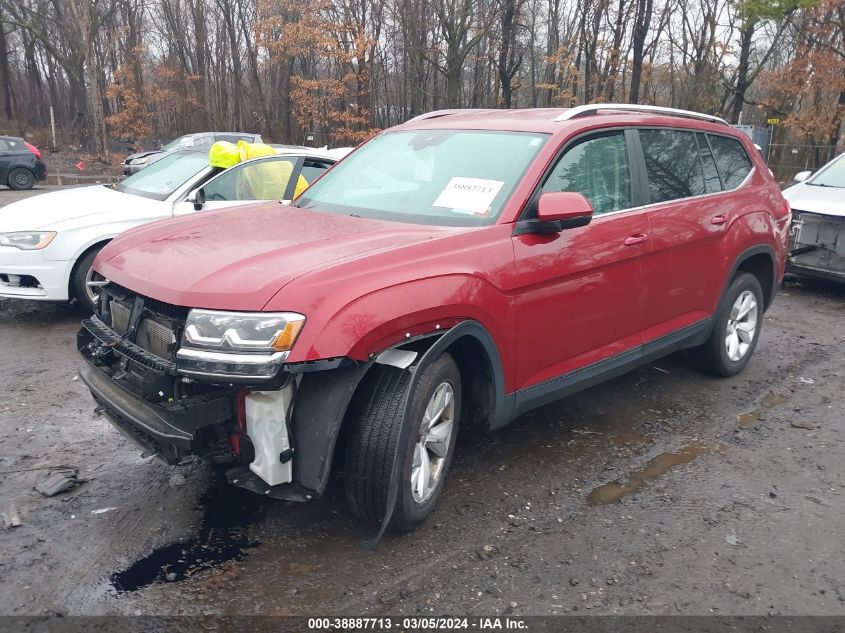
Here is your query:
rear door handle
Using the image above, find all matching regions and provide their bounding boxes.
[711,215,727,226]
[624,234,648,246]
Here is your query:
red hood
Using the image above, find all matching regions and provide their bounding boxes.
[95,204,452,310]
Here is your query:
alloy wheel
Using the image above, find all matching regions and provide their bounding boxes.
[725,290,758,362]
[84,267,105,307]
[411,381,456,503]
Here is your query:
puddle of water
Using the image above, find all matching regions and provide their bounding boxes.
[110,470,263,593]
[737,393,788,426]
[588,440,724,505]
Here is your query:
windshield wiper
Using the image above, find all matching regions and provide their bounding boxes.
[806,182,841,188]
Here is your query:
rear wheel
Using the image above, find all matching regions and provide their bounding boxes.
[8,168,35,190]
[693,272,764,376]
[344,353,461,532]
[70,247,106,313]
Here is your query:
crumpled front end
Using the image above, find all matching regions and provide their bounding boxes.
[788,210,845,282]
[76,282,320,500]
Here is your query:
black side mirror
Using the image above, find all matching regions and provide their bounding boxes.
[189,188,205,211]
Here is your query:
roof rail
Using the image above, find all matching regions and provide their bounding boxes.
[405,109,489,124]
[554,103,729,126]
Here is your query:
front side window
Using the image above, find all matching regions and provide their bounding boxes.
[707,134,753,190]
[296,129,548,226]
[115,152,210,201]
[640,129,705,203]
[203,157,306,201]
[542,131,632,215]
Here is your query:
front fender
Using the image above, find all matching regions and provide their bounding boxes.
[286,273,515,369]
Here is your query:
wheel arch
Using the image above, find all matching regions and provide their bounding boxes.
[288,319,512,498]
[725,244,777,311]
[68,238,113,298]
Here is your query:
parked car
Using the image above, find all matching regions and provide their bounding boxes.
[78,104,789,533]
[123,132,262,175]
[0,147,343,311]
[0,135,47,190]
[782,152,845,282]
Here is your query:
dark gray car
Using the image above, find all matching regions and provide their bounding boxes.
[123,132,262,175]
[0,136,47,190]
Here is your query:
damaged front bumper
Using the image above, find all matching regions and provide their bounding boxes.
[77,315,314,501]
[78,358,233,463]
[788,210,845,282]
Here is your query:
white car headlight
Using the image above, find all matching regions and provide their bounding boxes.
[130,156,149,165]
[0,231,56,250]
[176,310,306,379]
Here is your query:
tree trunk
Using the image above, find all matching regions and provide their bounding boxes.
[0,8,13,120]
[629,0,653,104]
[731,18,756,124]
[498,0,516,108]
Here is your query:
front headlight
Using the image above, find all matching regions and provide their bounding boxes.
[130,156,149,165]
[176,310,306,379]
[0,232,56,250]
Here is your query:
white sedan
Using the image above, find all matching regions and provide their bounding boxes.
[0,147,348,310]
[782,152,845,283]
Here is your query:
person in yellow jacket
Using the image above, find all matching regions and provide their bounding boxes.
[208,140,310,200]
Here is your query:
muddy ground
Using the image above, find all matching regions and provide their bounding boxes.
[1,187,844,618]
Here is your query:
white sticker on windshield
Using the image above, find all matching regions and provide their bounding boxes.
[433,177,504,215]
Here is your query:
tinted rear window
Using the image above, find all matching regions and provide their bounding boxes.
[640,129,705,203]
[707,134,753,190]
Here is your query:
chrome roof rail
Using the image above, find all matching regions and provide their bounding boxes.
[554,103,729,126]
[405,109,490,124]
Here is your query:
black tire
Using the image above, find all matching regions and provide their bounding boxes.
[693,272,764,377]
[8,167,35,190]
[344,353,462,532]
[70,247,104,313]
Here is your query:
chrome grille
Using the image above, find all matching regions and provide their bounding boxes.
[109,299,176,360]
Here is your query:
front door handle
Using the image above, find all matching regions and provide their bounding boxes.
[711,215,727,226]
[624,234,648,246]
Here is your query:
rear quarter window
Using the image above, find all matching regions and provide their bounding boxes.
[707,134,753,190]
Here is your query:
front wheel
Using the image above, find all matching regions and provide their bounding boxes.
[344,353,462,532]
[693,272,764,376]
[70,247,106,313]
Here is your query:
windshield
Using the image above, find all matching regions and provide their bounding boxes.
[115,152,210,200]
[809,154,845,188]
[296,129,548,225]
[161,135,194,150]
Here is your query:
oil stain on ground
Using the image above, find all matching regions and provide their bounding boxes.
[588,440,725,505]
[737,393,788,426]
[110,470,263,592]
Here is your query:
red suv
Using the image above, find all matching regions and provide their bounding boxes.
[78,105,789,532]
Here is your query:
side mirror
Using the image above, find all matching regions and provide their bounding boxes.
[515,191,594,235]
[793,171,811,183]
[537,191,594,223]
[187,187,205,211]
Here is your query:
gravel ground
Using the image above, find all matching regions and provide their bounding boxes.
[1,187,844,618]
